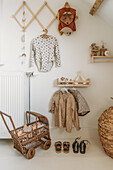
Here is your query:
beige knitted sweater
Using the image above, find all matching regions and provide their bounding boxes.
[50,90,80,133]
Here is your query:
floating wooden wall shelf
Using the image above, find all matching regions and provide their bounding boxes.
[57,79,91,88]
[91,56,113,63]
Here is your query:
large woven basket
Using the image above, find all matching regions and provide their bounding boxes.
[98,107,113,159]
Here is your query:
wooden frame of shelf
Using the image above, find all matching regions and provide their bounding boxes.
[91,56,113,63]
[57,79,91,88]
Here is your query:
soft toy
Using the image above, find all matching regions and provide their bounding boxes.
[17,130,27,139]
[32,122,42,130]
[57,2,78,35]
[90,43,99,56]
[23,124,32,138]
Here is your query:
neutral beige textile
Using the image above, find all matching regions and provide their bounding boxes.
[50,90,80,133]
[68,89,90,116]
[50,90,64,127]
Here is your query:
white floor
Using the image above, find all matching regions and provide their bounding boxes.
[0,128,113,170]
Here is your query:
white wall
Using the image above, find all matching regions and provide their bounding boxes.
[0,0,2,63]
[0,0,113,129]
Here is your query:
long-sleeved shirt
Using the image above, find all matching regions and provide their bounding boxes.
[30,35,61,72]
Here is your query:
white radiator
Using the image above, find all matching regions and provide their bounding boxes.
[0,72,25,138]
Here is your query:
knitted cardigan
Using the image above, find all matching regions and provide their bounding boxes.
[50,90,80,133]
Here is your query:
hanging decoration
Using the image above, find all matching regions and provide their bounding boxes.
[57,2,78,36]
[12,1,29,64]
[20,3,26,64]
[12,1,36,32]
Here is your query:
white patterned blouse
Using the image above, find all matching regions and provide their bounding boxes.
[30,35,61,72]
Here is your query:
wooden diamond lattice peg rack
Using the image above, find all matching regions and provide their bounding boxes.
[89,0,104,16]
[34,1,57,31]
[12,1,35,32]
[12,1,57,32]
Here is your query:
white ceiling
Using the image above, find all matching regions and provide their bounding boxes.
[83,0,113,27]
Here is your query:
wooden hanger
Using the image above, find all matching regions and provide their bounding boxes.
[40,29,49,38]
[61,88,69,93]
[72,87,77,91]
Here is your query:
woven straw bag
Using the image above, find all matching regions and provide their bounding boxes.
[98,107,113,158]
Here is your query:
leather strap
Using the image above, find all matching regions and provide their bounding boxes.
[64,2,71,8]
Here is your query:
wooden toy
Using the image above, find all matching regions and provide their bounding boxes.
[90,43,99,56]
[0,111,51,159]
[100,45,107,56]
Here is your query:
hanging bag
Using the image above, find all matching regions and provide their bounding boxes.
[57,2,78,36]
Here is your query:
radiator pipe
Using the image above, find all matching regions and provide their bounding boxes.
[26,72,33,123]
[26,72,38,123]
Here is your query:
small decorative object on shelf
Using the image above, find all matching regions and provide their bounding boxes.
[75,71,85,84]
[90,43,99,56]
[98,106,113,159]
[100,42,107,56]
[100,45,107,56]
[68,79,73,84]
[90,42,113,63]
[57,72,91,88]
[105,50,109,56]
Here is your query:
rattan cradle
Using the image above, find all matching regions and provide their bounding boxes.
[0,111,51,159]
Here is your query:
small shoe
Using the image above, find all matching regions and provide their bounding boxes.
[63,141,70,153]
[72,137,81,153]
[80,140,90,154]
[55,141,62,153]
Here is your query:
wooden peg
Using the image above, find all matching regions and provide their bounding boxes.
[44,1,47,5]
[23,1,26,5]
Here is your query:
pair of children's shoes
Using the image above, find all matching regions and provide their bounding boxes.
[55,141,70,153]
[72,137,90,154]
